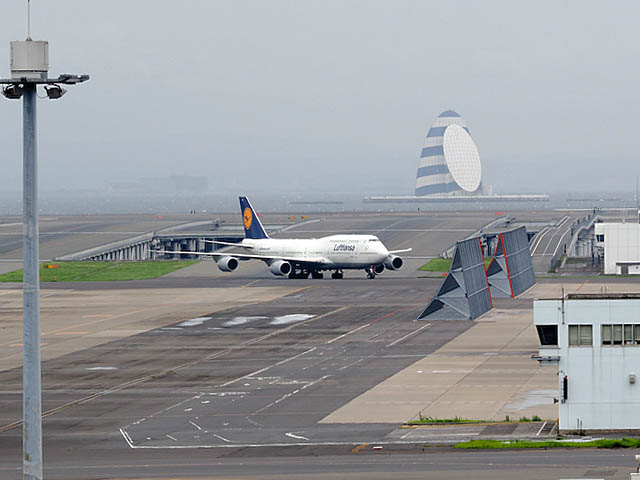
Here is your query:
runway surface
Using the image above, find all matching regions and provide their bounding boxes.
[1,277,638,479]
[2,210,637,479]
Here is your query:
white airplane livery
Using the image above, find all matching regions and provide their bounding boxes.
[159,196,411,279]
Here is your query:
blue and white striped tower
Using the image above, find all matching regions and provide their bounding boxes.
[414,110,482,196]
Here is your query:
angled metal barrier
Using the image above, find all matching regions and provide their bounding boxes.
[418,237,493,320]
[487,226,536,298]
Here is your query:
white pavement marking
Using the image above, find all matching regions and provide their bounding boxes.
[178,317,212,327]
[117,436,470,449]
[119,307,342,447]
[542,216,572,255]
[212,433,232,443]
[165,434,177,441]
[270,314,315,326]
[245,416,263,428]
[529,227,544,254]
[552,228,573,257]
[189,420,203,431]
[285,432,310,441]
[219,347,317,387]
[252,375,329,415]
[386,323,431,348]
[536,422,547,436]
[531,227,551,256]
[326,324,371,344]
[119,428,134,448]
[338,358,364,371]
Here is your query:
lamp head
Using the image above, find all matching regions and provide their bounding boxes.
[44,84,66,99]
[2,84,24,99]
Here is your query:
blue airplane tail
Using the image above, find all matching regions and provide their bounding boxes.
[239,196,269,239]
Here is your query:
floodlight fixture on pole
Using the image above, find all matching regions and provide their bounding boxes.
[2,84,24,99]
[44,84,66,99]
[1,34,89,480]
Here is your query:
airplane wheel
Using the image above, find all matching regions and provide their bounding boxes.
[331,271,343,279]
[311,271,323,279]
[367,271,376,279]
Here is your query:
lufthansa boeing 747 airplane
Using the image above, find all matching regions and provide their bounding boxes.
[156,196,411,279]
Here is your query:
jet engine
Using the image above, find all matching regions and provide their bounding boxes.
[384,255,403,271]
[374,264,385,274]
[216,256,239,272]
[268,260,292,276]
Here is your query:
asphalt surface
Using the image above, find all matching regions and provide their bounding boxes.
[2,210,638,479]
[0,277,473,478]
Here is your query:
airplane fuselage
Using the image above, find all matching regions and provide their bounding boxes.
[238,234,390,269]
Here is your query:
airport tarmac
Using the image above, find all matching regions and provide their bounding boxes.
[2,276,640,479]
[2,210,638,479]
[0,209,575,276]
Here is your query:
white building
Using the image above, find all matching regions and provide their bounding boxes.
[534,294,640,433]
[595,222,640,274]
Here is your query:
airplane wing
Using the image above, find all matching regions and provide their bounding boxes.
[203,239,254,249]
[389,248,412,254]
[152,249,328,265]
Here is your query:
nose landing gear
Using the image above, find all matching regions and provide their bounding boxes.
[366,265,376,279]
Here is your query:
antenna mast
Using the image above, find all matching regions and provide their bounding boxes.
[27,0,31,39]
[636,175,640,223]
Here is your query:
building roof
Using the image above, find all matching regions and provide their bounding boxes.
[567,293,640,300]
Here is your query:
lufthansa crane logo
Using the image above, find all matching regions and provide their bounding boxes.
[243,207,253,229]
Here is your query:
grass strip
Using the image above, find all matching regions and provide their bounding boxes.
[409,415,542,425]
[418,257,493,272]
[0,260,199,282]
[456,438,640,449]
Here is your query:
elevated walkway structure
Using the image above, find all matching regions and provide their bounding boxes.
[54,220,289,262]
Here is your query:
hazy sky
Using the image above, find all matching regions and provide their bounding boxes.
[0,1,638,196]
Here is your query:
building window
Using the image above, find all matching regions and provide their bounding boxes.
[602,324,640,346]
[596,234,604,242]
[613,324,623,345]
[625,324,634,345]
[569,325,592,346]
[536,325,558,346]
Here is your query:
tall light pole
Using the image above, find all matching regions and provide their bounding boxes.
[1,36,88,480]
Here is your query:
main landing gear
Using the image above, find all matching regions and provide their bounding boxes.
[288,269,310,279]
[288,269,324,279]
[288,269,343,279]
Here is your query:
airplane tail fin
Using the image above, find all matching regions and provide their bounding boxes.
[239,196,269,240]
